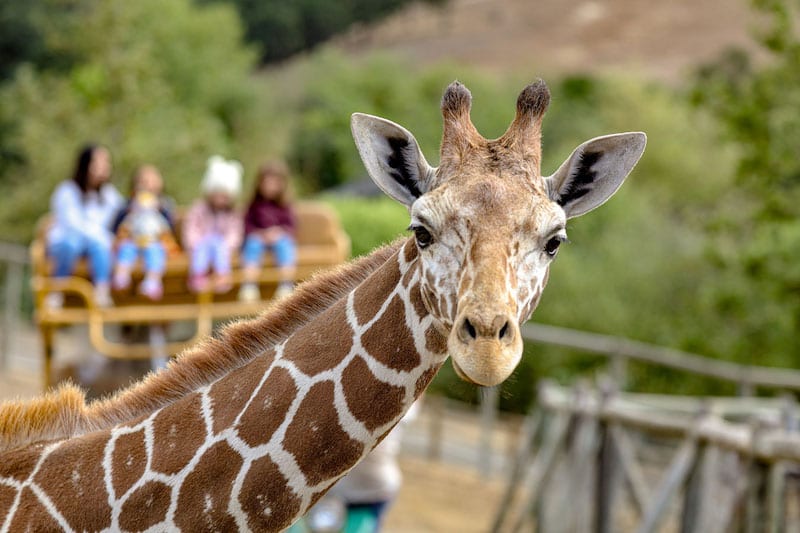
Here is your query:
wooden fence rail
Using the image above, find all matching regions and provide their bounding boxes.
[521,323,800,394]
[492,381,800,533]
[0,242,29,372]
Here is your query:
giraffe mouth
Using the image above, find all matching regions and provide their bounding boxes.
[448,338,522,387]
[451,359,479,385]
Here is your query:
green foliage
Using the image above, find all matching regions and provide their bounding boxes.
[0,0,268,242]
[321,195,409,257]
[688,0,800,369]
[286,51,519,189]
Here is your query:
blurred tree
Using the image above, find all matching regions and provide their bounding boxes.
[692,0,800,365]
[0,0,260,241]
[0,0,48,81]
[286,52,517,189]
[198,0,444,64]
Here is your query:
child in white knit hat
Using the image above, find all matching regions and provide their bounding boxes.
[181,156,243,293]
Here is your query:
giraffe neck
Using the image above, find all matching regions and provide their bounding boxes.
[0,240,448,532]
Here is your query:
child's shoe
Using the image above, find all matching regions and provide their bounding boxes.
[94,283,113,308]
[238,283,260,302]
[273,283,293,300]
[213,273,233,294]
[188,274,209,293]
[139,277,164,300]
[112,267,132,290]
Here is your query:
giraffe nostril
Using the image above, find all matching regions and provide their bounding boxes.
[498,321,509,341]
[462,318,477,341]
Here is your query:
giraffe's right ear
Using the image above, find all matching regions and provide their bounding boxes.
[351,113,436,207]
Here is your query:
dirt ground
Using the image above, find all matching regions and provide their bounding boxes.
[336,0,757,82]
[384,455,504,533]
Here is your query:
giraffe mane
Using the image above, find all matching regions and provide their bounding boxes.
[0,239,406,453]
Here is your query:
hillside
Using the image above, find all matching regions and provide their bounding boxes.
[335,0,757,81]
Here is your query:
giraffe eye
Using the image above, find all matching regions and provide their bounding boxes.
[544,236,564,257]
[411,225,433,249]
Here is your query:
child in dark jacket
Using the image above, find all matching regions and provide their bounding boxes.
[238,161,297,301]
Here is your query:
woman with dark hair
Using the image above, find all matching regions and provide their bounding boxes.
[46,144,123,307]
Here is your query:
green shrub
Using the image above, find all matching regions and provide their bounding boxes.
[320,195,409,257]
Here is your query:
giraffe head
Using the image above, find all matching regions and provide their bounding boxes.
[352,80,645,386]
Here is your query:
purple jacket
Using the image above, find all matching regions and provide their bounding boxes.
[182,199,243,251]
[244,198,295,236]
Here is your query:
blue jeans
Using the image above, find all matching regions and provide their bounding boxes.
[48,233,112,284]
[190,234,232,276]
[241,234,297,268]
[116,239,167,274]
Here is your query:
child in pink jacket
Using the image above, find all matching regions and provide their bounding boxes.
[182,156,243,293]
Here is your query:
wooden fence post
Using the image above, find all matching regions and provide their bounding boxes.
[480,385,499,478]
[636,438,698,533]
[610,353,627,391]
[426,395,444,461]
[745,421,769,533]
[491,409,541,533]
[679,442,706,533]
[2,262,23,371]
[510,412,571,533]
[595,384,618,533]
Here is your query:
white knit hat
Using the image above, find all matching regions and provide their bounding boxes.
[201,155,243,197]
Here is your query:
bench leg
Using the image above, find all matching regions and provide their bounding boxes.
[40,325,55,390]
[149,325,169,372]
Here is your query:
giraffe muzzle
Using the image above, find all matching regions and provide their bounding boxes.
[449,311,522,386]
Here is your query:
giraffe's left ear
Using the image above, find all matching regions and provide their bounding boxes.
[545,132,646,219]
[351,113,436,207]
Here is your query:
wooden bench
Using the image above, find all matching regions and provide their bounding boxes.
[30,201,350,388]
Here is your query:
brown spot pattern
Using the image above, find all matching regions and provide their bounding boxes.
[237,367,298,448]
[283,381,364,486]
[342,357,405,431]
[34,432,111,531]
[425,326,448,354]
[0,445,43,482]
[7,487,63,531]
[209,349,276,435]
[402,240,417,263]
[353,256,401,325]
[119,481,171,531]
[240,455,302,531]
[151,393,206,476]
[361,296,420,371]
[111,429,147,498]
[174,441,242,532]
[0,485,16,518]
[415,365,442,398]
[283,303,354,376]
[408,283,428,319]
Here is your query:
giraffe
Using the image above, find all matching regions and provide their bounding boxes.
[0,79,644,532]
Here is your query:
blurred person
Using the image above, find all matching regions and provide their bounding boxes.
[46,144,124,308]
[111,165,178,300]
[182,156,243,294]
[328,401,420,532]
[238,160,297,302]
